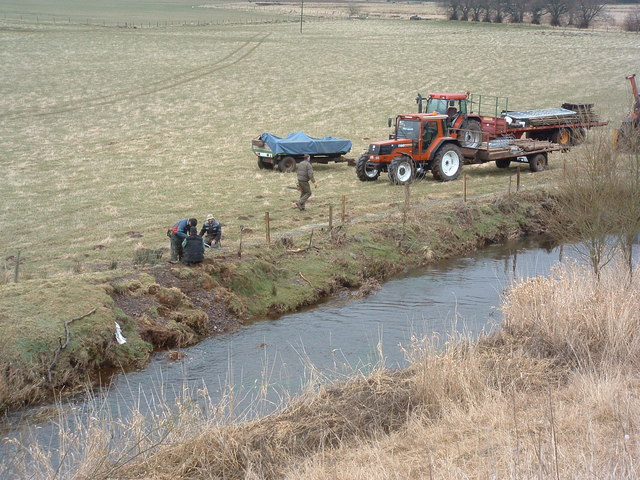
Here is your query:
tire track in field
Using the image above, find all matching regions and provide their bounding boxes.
[0,33,270,120]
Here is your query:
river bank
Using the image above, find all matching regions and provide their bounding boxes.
[0,188,555,413]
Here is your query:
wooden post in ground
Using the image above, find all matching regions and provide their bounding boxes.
[14,251,20,283]
[238,226,244,258]
[509,175,512,195]
[516,166,521,192]
[329,204,333,240]
[265,212,271,247]
[341,195,346,224]
[463,173,468,202]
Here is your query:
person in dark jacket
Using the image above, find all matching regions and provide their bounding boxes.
[168,217,197,263]
[181,227,205,265]
[199,214,222,248]
[295,154,316,211]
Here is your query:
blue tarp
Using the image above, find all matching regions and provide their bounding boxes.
[260,131,352,156]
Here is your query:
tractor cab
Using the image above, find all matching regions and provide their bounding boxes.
[417,92,469,126]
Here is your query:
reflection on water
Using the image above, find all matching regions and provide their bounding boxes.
[0,237,580,474]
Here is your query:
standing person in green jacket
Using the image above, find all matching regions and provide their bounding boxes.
[295,154,317,211]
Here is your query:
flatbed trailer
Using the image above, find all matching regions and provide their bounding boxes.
[481,103,608,145]
[461,138,563,171]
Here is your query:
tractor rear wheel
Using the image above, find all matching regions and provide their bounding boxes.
[528,153,547,172]
[495,158,511,169]
[355,153,380,181]
[460,120,482,148]
[278,156,297,173]
[257,157,273,170]
[431,144,462,181]
[388,155,416,185]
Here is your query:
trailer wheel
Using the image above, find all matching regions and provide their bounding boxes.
[278,156,296,173]
[389,155,416,185]
[460,120,482,149]
[495,158,511,169]
[431,144,462,182]
[528,153,547,172]
[257,157,274,170]
[553,128,571,146]
[355,153,380,181]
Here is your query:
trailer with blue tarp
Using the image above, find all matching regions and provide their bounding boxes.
[251,131,353,172]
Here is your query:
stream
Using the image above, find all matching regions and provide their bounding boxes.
[0,237,624,476]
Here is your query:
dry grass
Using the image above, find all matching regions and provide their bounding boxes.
[10,260,638,479]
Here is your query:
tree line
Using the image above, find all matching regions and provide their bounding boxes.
[440,0,609,29]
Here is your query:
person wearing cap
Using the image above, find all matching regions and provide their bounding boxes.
[167,217,197,263]
[181,227,205,265]
[295,154,316,211]
[199,214,222,248]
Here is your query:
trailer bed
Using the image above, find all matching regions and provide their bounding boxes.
[461,138,563,164]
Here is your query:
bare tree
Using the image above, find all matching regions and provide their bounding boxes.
[623,9,640,32]
[544,0,570,26]
[530,1,546,23]
[507,0,530,22]
[573,0,606,28]
[441,0,462,20]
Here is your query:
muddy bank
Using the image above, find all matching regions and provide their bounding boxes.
[0,190,556,413]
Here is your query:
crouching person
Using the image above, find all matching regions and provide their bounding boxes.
[181,227,205,265]
[200,214,222,248]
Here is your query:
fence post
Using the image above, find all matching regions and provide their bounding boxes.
[516,166,521,192]
[463,173,467,202]
[265,212,271,247]
[509,175,512,195]
[341,195,346,224]
[13,251,21,283]
[329,205,333,239]
[238,226,244,258]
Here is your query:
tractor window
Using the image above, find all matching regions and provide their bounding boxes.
[422,123,438,150]
[426,99,448,115]
[396,120,420,141]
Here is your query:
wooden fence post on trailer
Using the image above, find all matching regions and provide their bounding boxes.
[265,212,271,247]
[341,195,346,224]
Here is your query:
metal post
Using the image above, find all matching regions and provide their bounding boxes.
[516,166,521,192]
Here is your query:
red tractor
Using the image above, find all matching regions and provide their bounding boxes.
[356,112,465,184]
[417,92,484,148]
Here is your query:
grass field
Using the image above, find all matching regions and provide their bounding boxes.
[2,2,639,281]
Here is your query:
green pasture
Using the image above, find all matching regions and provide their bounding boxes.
[1,6,639,280]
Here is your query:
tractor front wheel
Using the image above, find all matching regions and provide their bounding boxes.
[278,156,297,173]
[431,144,462,181]
[528,153,547,172]
[388,155,416,185]
[460,120,482,149]
[355,153,380,181]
